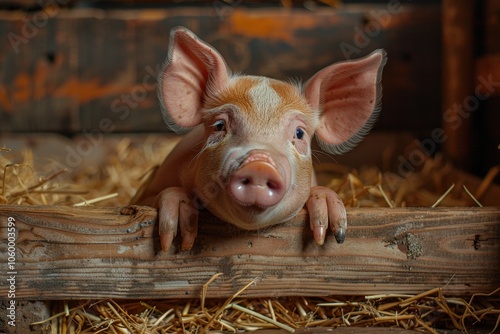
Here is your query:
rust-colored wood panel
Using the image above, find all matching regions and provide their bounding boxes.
[0,205,498,300]
[1,12,80,133]
[0,5,442,134]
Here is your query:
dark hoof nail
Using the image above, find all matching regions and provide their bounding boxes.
[335,228,345,244]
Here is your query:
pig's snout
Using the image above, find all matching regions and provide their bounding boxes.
[229,160,286,208]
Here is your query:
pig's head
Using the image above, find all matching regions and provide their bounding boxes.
[159,27,386,230]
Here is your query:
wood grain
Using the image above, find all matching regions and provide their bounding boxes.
[0,205,499,300]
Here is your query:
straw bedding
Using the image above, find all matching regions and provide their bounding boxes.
[1,136,499,333]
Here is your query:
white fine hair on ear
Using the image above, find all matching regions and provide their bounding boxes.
[157,27,189,134]
[157,26,232,134]
[316,49,387,155]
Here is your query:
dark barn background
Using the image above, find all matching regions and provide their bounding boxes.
[0,0,498,181]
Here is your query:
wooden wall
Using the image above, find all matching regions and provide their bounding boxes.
[0,3,442,135]
[0,1,498,177]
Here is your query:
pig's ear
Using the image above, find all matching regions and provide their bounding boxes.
[304,50,387,155]
[159,26,230,132]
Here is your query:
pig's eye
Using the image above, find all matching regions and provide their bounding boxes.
[295,127,305,140]
[213,119,226,132]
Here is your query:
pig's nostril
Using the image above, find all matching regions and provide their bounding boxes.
[267,181,278,189]
[242,178,250,185]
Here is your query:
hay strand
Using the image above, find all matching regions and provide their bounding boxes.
[229,303,295,333]
[73,193,119,207]
[463,184,483,207]
[475,165,500,201]
[431,183,455,207]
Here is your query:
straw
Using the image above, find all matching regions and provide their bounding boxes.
[2,136,499,333]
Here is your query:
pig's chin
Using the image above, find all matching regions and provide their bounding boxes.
[210,196,302,231]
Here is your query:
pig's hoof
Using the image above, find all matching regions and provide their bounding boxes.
[306,186,347,245]
[155,187,199,251]
[334,222,346,244]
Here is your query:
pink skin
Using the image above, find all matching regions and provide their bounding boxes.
[133,27,387,251]
[229,154,286,208]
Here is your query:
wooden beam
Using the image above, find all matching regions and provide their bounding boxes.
[484,0,500,55]
[1,205,499,300]
[442,0,475,171]
[476,53,500,97]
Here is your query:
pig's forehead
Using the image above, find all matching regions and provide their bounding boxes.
[205,75,317,123]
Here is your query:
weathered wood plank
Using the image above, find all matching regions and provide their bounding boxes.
[0,205,498,300]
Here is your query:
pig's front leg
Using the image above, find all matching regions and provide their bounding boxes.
[154,187,199,251]
[306,186,347,245]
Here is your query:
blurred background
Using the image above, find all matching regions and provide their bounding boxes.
[0,0,498,181]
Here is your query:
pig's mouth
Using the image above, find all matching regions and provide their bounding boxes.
[206,149,308,230]
[222,150,290,210]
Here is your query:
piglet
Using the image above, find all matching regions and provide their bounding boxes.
[134,26,387,251]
